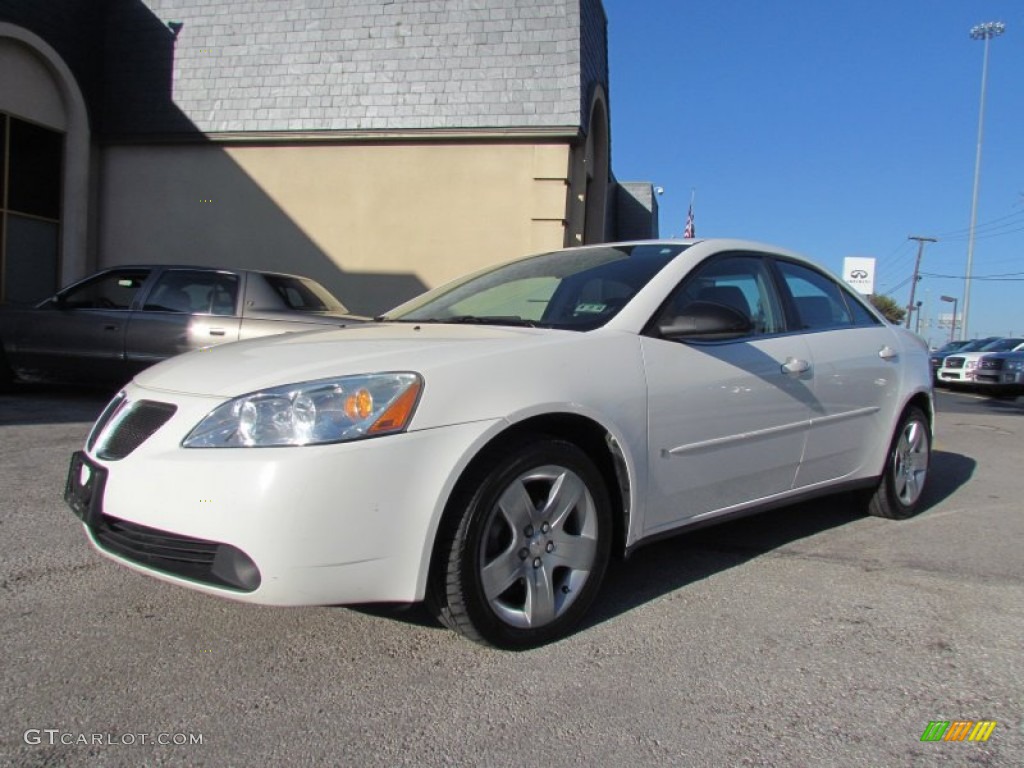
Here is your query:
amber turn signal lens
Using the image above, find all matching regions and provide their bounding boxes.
[368,379,422,435]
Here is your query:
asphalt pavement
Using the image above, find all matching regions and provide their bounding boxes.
[1,385,1021,767]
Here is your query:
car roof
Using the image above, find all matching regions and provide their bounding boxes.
[94,265,319,282]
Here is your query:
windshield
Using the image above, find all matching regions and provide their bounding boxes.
[383,244,687,330]
[981,337,1024,352]
[957,337,997,353]
[933,341,967,356]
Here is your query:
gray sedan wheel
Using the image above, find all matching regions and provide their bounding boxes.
[430,437,612,648]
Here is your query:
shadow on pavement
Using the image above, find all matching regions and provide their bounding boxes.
[356,449,979,644]
[0,383,115,426]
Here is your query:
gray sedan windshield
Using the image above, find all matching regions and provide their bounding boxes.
[384,244,687,330]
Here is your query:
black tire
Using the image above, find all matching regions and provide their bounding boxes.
[0,345,15,392]
[867,406,931,520]
[428,436,612,649]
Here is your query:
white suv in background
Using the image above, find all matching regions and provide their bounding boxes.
[937,337,1024,387]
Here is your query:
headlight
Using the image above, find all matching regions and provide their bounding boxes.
[183,373,423,448]
[965,361,977,370]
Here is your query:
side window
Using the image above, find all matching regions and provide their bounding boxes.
[60,270,151,310]
[776,261,854,330]
[655,254,785,337]
[144,270,239,315]
[842,289,882,327]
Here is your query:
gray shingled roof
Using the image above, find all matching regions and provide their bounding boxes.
[129,0,606,135]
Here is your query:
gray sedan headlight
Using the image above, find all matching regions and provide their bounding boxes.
[183,373,423,448]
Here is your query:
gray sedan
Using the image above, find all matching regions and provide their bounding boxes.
[0,265,365,387]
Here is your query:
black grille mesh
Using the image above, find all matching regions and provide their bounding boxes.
[945,357,965,370]
[95,401,177,460]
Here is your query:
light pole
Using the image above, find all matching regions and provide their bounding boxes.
[963,21,1006,339]
[941,295,959,344]
[906,235,936,328]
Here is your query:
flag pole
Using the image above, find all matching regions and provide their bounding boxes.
[683,187,696,238]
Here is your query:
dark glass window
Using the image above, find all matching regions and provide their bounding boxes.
[777,261,855,330]
[144,270,239,315]
[263,274,344,312]
[61,270,151,310]
[8,117,63,219]
[655,254,786,337]
[2,114,63,304]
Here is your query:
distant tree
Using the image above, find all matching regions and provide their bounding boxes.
[868,294,906,324]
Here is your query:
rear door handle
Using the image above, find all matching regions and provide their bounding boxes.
[879,346,898,360]
[781,357,811,375]
[209,328,226,337]
[103,325,118,331]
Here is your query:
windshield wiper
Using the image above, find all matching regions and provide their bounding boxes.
[377,315,540,327]
[443,315,539,327]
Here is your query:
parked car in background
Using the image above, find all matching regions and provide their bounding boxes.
[972,350,1024,396]
[65,239,933,648]
[937,337,1024,388]
[0,266,365,388]
[929,340,970,383]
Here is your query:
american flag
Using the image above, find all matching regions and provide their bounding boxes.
[683,204,695,238]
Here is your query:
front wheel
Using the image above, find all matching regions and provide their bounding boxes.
[429,437,612,648]
[867,406,931,520]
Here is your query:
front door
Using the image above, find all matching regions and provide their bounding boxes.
[641,253,814,534]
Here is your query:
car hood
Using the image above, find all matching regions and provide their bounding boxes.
[133,323,571,398]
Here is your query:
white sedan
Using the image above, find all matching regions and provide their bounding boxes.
[65,240,934,648]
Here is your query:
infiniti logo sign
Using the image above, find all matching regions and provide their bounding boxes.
[849,269,869,279]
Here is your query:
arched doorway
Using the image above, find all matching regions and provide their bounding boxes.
[582,87,610,245]
[0,24,89,303]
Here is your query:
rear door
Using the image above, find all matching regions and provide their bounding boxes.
[773,260,901,487]
[125,269,242,376]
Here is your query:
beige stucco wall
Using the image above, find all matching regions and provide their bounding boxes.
[98,140,574,315]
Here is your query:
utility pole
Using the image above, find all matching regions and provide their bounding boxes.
[906,236,936,329]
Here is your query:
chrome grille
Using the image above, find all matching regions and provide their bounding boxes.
[944,357,965,370]
[978,358,1002,371]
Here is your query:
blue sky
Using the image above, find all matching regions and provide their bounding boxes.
[605,1,1023,343]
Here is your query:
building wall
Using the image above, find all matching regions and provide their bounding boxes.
[114,0,588,135]
[0,1,621,309]
[98,140,572,315]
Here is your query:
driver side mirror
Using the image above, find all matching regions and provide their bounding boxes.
[656,300,754,341]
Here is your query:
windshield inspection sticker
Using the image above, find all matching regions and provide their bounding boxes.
[574,303,606,314]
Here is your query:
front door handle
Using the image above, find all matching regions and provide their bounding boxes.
[781,357,811,375]
[208,328,226,337]
[879,346,898,360]
[103,324,118,331]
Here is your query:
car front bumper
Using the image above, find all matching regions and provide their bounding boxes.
[68,385,502,606]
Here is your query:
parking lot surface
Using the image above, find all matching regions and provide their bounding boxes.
[2,386,1022,766]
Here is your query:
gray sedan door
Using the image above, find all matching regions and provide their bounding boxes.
[11,268,151,382]
[125,269,242,376]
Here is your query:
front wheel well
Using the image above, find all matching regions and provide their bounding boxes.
[428,414,630,583]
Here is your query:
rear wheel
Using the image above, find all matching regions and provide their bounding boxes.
[0,345,15,392]
[867,406,930,519]
[429,437,612,648]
